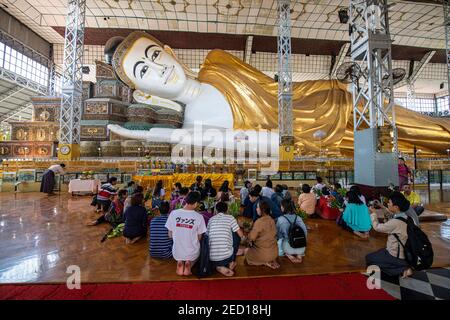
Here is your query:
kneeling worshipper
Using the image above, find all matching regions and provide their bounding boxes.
[337,191,372,239]
[40,163,66,195]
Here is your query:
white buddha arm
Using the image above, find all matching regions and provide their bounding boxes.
[107,124,279,151]
[146,96,183,113]
[133,90,183,113]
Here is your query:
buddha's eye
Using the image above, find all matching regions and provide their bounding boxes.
[140,65,149,78]
[151,50,161,61]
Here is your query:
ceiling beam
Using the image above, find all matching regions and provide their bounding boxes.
[330,43,350,78]
[394,50,436,89]
[0,86,26,104]
[409,50,436,83]
[0,103,33,123]
[0,67,48,95]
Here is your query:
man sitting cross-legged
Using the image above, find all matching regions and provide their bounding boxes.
[402,184,425,216]
[207,201,245,277]
[165,191,206,276]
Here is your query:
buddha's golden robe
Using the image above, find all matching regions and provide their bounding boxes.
[198,50,450,155]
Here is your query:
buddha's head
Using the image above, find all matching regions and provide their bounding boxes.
[107,32,187,100]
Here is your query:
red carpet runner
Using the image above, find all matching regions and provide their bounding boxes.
[0,273,395,300]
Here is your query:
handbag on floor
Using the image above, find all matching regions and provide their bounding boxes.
[195,234,213,277]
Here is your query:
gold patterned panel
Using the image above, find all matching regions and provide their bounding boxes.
[81,126,107,138]
[95,60,116,79]
[15,128,29,141]
[36,146,50,156]
[0,145,11,156]
[35,129,47,141]
[14,145,32,156]
[84,102,108,114]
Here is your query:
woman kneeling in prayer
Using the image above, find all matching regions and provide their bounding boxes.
[244,200,280,269]
[123,193,148,244]
[338,191,372,239]
[276,199,307,263]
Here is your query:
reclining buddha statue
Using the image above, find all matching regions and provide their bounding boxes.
[106,31,450,156]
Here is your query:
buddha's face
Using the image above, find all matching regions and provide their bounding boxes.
[122,37,186,99]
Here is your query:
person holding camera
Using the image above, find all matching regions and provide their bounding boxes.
[366,193,413,278]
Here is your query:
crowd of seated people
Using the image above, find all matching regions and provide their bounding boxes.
[84,174,429,280]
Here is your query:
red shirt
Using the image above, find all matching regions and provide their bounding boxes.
[317,196,341,220]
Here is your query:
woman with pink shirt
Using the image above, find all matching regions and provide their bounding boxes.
[398,157,411,189]
[297,184,317,216]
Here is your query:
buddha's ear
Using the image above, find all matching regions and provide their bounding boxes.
[164,45,198,79]
[133,90,152,104]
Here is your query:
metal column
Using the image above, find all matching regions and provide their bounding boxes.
[350,0,398,187]
[277,0,294,160]
[444,1,450,101]
[407,82,416,110]
[58,0,86,160]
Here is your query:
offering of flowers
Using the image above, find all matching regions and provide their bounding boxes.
[295,206,308,220]
[204,196,215,210]
[327,195,343,209]
[80,170,94,180]
[228,199,241,219]
[313,188,322,198]
[337,188,347,198]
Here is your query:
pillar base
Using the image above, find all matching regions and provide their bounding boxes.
[279,145,295,161]
[355,184,392,202]
[57,143,80,160]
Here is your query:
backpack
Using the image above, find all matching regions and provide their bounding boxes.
[283,215,307,248]
[394,217,433,271]
[195,234,213,277]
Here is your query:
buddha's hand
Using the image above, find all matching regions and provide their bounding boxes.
[107,124,153,141]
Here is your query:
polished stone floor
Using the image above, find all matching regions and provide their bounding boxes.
[0,192,449,284]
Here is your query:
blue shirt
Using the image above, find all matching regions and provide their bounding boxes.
[253,196,282,221]
[276,213,308,240]
[342,203,372,232]
[149,215,173,258]
[242,196,254,219]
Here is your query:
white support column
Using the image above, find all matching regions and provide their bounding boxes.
[394,51,436,89]
[277,0,294,160]
[350,0,398,187]
[58,0,86,160]
[244,35,253,64]
[406,82,416,111]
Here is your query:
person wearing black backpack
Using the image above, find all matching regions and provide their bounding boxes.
[276,199,307,264]
[366,193,414,278]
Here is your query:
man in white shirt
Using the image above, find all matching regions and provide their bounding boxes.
[40,163,66,195]
[165,191,206,276]
[312,177,326,198]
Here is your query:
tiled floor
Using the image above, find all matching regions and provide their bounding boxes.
[377,268,450,300]
[0,192,449,286]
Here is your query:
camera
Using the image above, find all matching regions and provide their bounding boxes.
[368,199,382,209]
